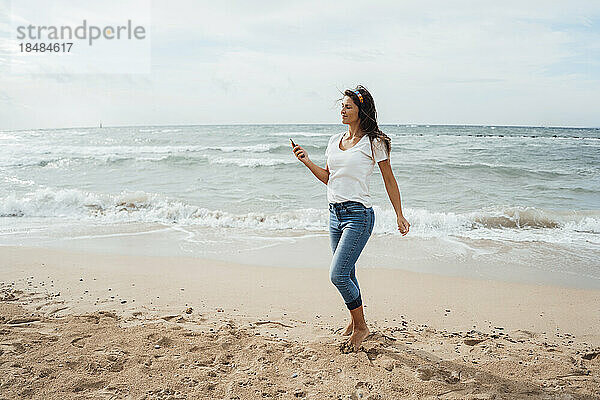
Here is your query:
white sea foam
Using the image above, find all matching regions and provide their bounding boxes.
[3,176,35,186]
[1,188,598,245]
[208,156,297,167]
[1,142,318,168]
[271,131,331,137]
[203,143,283,153]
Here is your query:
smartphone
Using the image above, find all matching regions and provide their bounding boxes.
[290,138,304,158]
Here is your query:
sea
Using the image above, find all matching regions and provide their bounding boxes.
[1,124,599,289]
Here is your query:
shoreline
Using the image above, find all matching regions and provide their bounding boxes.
[3,219,599,292]
[1,245,599,398]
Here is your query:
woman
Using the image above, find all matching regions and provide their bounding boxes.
[292,85,410,352]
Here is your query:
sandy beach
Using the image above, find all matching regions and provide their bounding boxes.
[0,245,599,399]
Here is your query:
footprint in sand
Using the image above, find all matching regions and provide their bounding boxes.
[156,336,174,347]
[104,349,129,370]
[71,334,92,348]
[415,366,462,384]
[180,376,199,388]
[512,329,537,342]
[415,366,435,381]
[145,388,186,399]
[0,341,27,355]
[191,353,215,367]
[146,333,174,348]
[93,384,130,399]
[71,379,107,393]
[355,381,375,398]
[38,368,53,378]
[79,314,101,324]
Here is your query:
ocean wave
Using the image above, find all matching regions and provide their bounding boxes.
[3,153,301,169]
[436,161,579,177]
[1,189,598,244]
[389,133,600,141]
[0,188,327,230]
[135,128,182,133]
[203,143,286,153]
[270,131,331,137]
[37,158,75,168]
[470,207,576,229]
[3,176,35,186]
[208,157,297,167]
[1,145,208,167]
[2,142,324,168]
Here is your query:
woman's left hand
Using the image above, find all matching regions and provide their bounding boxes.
[397,214,410,236]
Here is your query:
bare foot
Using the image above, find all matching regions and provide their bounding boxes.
[349,326,370,351]
[341,320,353,336]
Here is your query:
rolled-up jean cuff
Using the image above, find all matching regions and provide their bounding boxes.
[346,294,362,310]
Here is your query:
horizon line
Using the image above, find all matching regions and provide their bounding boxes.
[3,122,599,132]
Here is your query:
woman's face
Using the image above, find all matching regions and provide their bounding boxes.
[341,95,359,125]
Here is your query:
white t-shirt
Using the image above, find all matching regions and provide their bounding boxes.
[325,131,389,208]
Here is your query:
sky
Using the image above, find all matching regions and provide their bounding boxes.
[0,0,599,130]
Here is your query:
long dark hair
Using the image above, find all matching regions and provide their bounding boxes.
[341,85,391,160]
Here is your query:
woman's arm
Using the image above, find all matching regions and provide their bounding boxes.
[378,159,403,215]
[292,144,329,185]
[304,159,329,185]
[378,159,410,235]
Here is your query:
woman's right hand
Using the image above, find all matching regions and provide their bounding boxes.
[292,144,309,164]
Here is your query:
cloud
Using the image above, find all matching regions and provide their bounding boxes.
[1,0,599,129]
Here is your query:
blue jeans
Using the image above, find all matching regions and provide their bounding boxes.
[329,200,375,310]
